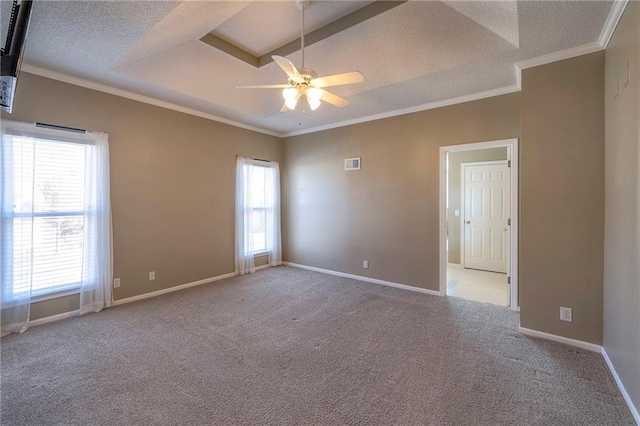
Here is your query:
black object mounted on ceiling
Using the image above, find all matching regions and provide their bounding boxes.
[1,0,33,113]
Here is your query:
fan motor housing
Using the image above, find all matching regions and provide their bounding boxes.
[299,68,317,79]
[288,68,317,89]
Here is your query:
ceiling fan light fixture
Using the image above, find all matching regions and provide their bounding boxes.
[306,87,322,110]
[308,98,321,110]
[283,88,299,110]
[237,1,363,113]
[285,98,298,110]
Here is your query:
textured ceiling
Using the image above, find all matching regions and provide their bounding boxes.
[8,0,614,135]
[212,1,375,57]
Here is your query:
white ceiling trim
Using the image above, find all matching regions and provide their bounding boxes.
[598,0,629,49]
[17,0,618,138]
[514,42,603,71]
[22,27,621,141]
[282,85,521,138]
[515,1,627,83]
[20,63,283,138]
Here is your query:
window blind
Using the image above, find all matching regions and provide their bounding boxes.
[5,135,88,297]
[244,164,274,254]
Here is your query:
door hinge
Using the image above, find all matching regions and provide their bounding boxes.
[508,218,511,226]
[507,276,511,284]
[507,160,511,168]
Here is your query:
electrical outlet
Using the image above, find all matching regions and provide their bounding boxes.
[113,278,121,288]
[560,307,572,322]
[149,271,155,281]
[363,260,369,269]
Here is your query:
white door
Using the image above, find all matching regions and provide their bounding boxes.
[463,162,510,273]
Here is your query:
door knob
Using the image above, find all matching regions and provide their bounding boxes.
[465,221,471,224]
[503,227,508,232]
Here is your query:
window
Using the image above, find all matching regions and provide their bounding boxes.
[3,133,88,298]
[235,156,282,275]
[2,121,112,334]
[243,164,275,254]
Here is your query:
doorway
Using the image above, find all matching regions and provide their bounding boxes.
[439,139,519,310]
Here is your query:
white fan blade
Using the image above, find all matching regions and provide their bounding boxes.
[237,84,291,89]
[311,71,364,88]
[272,55,304,84]
[319,89,350,108]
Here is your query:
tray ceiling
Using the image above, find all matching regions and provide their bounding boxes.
[210,1,375,57]
[8,0,615,136]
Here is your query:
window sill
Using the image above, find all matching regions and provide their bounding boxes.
[31,288,80,303]
[243,251,270,257]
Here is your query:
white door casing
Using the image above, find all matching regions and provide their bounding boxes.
[439,139,518,311]
[462,161,510,273]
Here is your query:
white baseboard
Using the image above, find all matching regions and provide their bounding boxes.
[602,348,640,425]
[29,310,80,328]
[518,326,602,353]
[112,271,238,306]
[283,262,440,297]
[4,267,274,332]
[447,263,463,268]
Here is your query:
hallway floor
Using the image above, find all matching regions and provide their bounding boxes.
[446,265,509,307]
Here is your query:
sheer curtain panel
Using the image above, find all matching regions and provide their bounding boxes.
[1,120,112,334]
[235,157,282,275]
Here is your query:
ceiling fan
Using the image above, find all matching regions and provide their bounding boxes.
[237,0,364,112]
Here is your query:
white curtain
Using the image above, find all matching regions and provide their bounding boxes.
[235,157,282,275]
[1,120,112,334]
[78,131,113,315]
[266,162,283,268]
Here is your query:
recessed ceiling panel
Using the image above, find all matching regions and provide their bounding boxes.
[211,1,374,57]
[117,1,517,118]
[280,1,518,92]
[443,1,520,48]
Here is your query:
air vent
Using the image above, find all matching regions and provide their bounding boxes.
[345,157,360,171]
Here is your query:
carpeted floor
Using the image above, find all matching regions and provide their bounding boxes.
[0,266,634,425]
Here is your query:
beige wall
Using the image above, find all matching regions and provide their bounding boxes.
[447,148,508,264]
[520,52,605,344]
[1,51,612,353]
[1,72,283,320]
[604,0,640,413]
[283,93,521,290]
[285,52,605,345]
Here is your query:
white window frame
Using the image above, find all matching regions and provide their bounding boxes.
[2,130,94,302]
[243,163,274,256]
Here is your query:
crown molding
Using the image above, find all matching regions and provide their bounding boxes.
[514,63,522,90]
[23,24,621,142]
[21,63,283,138]
[514,0,629,74]
[514,42,603,72]
[200,1,408,69]
[282,85,521,138]
[598,0,629,49]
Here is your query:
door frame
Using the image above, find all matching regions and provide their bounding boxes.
[439,139,519,310]
[460,160,509,271]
